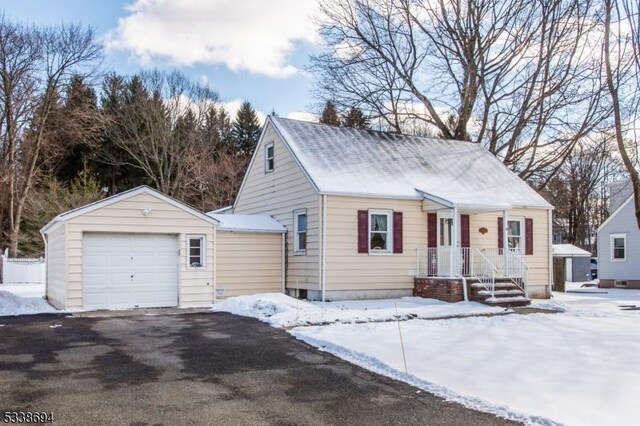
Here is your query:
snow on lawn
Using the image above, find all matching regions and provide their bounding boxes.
[212,293,506,328]
[0,284,56,316]
[292,291,640,426]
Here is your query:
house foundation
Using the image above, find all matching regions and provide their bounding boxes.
[413,277,465,303]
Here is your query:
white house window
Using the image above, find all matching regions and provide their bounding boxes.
[507,218,524,251]
[611,234,626,261]
[265,142,274,172]
[369,210,392,253]
[188,235,205,268]
[293,209,307,254]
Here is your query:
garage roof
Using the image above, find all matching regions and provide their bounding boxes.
[207,213,286,233]
[41,186,220,234]
[552,244,592,258]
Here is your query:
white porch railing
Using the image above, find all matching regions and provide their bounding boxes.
[416,247,528,297]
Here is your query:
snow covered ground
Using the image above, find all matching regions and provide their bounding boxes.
[292,289,640,425]
[212,293,506,327]
[0,283,56,316]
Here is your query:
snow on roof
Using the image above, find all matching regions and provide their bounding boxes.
[210,205,233,214]
[271,117,553,210]
[552,244,592,257]
[41,186,219,234]
[207,213,286,233]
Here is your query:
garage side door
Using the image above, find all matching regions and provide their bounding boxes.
[83,233,179,310]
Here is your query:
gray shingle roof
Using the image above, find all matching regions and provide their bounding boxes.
[271,117,552,210]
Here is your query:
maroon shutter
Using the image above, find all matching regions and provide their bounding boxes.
[427,213,437,247]
[525,218,534,255]
[461,214,470,275]
[357,210,368,253]
[497,217,504,249]
[393,212,403,254]
[461,214,470,248]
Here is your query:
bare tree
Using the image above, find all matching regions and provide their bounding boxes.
[104,70,220,198]
[603,0,640,227]
[542,136,622,252]
[0,17,102,255]
[311,0,609,184]
[184,149,248,212]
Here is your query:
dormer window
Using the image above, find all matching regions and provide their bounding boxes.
[265,142,274,172]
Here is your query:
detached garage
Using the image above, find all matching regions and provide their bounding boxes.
[41,186,285,311]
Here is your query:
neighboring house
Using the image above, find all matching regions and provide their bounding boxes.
[40,186,285,310]
[552,244,592,283]
[597,181,640,289]
[232,117,554,301]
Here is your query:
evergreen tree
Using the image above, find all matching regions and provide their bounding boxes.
[232,101,261,155]
[202,104,233,152]
[319,100,340,125]
[97,73,149,193]
[52,76,101,183]
[342,107,370,129]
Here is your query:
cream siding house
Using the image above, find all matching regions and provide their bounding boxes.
[41,186,285,311]
[233,117,554,301]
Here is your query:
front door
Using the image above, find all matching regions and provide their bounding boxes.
[437,211,453,275]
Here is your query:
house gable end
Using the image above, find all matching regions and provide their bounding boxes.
[233,119,319,214]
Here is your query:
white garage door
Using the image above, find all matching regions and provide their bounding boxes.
[83,233,179,310]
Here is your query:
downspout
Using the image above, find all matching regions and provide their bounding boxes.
[40,230,48,301]
[212,225,217,304]
[461,276,469,302]
[321,194,327,302]
[281,233,285,293]
[548,209,553,298]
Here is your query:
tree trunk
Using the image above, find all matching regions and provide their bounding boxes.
[603,0,640,229]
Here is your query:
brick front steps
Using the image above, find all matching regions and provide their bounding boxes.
[414,277,531,307]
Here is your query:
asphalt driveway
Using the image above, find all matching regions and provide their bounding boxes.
[0,312,516,425]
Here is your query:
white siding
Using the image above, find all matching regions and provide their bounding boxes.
[324,195,551,298]
[325,196,425,291]
[65,192,215,309]
[46,223,67,309]
[598,199,640,280]
[234,122,320,290]
[469,208,551,298]
[216,231,283,298]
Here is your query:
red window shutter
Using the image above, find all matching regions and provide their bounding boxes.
[357,210,368,253]
[427,213,437,248]
[393,212,403,254]
[525,218,534,255]
[497,217,504,248]
[461,214,470,248]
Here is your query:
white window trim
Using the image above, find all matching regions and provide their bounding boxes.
[507,217,525,254]
[293,209,307,255]
[187,234,206,269]
[368,209,393,255]
[265,142,274,173]
[610,233,627,262]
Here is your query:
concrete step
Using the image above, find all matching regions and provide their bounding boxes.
[476,289,526,298]
[481,296,532,307]
[470,282,520,290]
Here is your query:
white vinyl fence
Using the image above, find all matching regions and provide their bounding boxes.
[1,249,45,285]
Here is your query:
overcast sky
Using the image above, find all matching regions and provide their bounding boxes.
[2,0,321,121]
